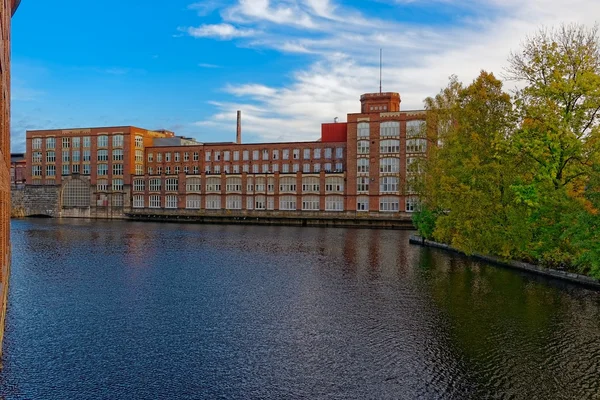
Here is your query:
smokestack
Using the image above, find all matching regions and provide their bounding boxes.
[236,110,242,144]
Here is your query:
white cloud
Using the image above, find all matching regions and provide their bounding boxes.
[186,0,600,143]
[185,23,257,40]
[198,63,221,68]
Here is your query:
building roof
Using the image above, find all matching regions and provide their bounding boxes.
[11,153,25,163]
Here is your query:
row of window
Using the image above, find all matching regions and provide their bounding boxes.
[31,134,140,151]
[132,195,418,212]
[357,121,426,138]
[31,163,124,177]
[148,147,345,164]
[148,162,344,176]
[357,157,424,174]
[357,139,427,154]
[134,176,346,194]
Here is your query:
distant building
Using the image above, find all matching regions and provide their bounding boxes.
[23,91,429,219]
[10,153,26,187]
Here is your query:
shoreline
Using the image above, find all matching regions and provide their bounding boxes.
[409,235,600,290]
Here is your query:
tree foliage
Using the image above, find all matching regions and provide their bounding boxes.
[413,24,600,278]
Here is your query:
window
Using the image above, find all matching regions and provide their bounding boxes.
[302,177,320,193]
[279,195,296,211]
[293,149,300,159]
[46,165,56,176]
[226,195,242,210]
[282,164,290,173]
[335,162,343,171]
[247,177,254,192]
[82,165,90,175]
[193,166,199,174]
[32,138,42,150]
[97,179,109,192]
[324,148,332,159]
[380,176,399,193]
[303,163,310,173]
[255,195,266,210]
[72,151,80,162]
[83,136,91,148]
[302,149,309,160]
[224,151,230,161]
[313,148,321,159]
[226,177,242,192]
[357,122,369,138]
[206,177,221,192]
[380,121,400,137]
[62,137,70,149]
[214,165,220,174]
[267,197,275,210]
[113,164,124,176]
[46,151,56,163]
[98,135,108,148]
[407,120,426,138]
[243,150,249,161]
[243,164,249,173]
[233,165,240,174]
[380,196,400,212]
[279,177,296,192]
[184,152,190,162]
[205,165,211,174]
[112,134,124,148]
[165,152,172,162]
[262,149,269,161]
[406,138,427,153]
[97,150,109,162]
[380,158,400,173]
[325,177,343,192]
[175,152,180,162]
[133,195,145,208]
[255,177,266,192]
[205,152,211,162]
[62,165,69,175]
[32,165,42,177]
[148,153,154,162]
[252,150,259,160]
[293,164,300,173]
[62,179,91,207]
[165,195,178,209]
[357,141,370,154]
[357,159,369,174]
[97,164,108,176]
[267,177,275,193]
[380,140,400,153]
[166,178,178,191]
[184,167,189,174]
[261,164,269,173]
[83,150,91,162]
[135,150,143,163]
[272,164,279,173]
[186,195,201,209]
[407,157,424,174]
[214,151,221,161]
[46,137,56,149]
[335,147,343,159]
[205,195,221,209]
[72,137,81,149]
[233,151,240,161]
[193,152,199,161]
[112,179,124,191]
[325,196,344,211]
[357,177,369,192]
[157,166,162,175]
[313,164,320,173]
[323,163,332,172]
[135,165,144,175]
[282,149,289,160]
[113,149,124,161]
[357,196,369,211]
[135,135,144,148]
[272,150,279,160]
[62,151,70,163]
[406,197,419,212]
[133,179,145,192]
[302,196,320,211]
[149,195,161,208]
[250,164,258,173]
[186,178,201,192]
[149,178,161,192]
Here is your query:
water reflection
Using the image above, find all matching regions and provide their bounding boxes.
[1,219,599,399]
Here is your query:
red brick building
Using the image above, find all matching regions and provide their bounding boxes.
[1,0,21,353]
[10,153,26,186]
[24,91,428,219]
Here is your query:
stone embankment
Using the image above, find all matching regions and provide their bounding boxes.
[11,186,60,218]
[409,235,600,290]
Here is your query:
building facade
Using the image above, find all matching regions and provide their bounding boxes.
[23,91,429,220]
[1,0,21,353]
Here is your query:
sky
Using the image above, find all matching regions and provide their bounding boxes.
[9,0,600,152]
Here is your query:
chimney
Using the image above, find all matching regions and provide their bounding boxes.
[236,110,242,144]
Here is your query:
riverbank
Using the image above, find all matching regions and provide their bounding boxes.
[409,235,600,290]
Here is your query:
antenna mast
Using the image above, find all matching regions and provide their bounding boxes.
[379,48,382,94]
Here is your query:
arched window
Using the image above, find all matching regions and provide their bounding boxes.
[62,179,91,207]
[302,176,320,193]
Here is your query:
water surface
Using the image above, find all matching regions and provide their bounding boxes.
[1,219,599,399]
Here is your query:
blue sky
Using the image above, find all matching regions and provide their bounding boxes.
[10,0,598,151]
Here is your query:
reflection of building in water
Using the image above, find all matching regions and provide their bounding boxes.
[22,91,429,220]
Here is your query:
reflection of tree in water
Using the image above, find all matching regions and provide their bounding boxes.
[420,248,600,399]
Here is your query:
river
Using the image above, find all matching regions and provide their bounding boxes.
[1,219,599,399]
